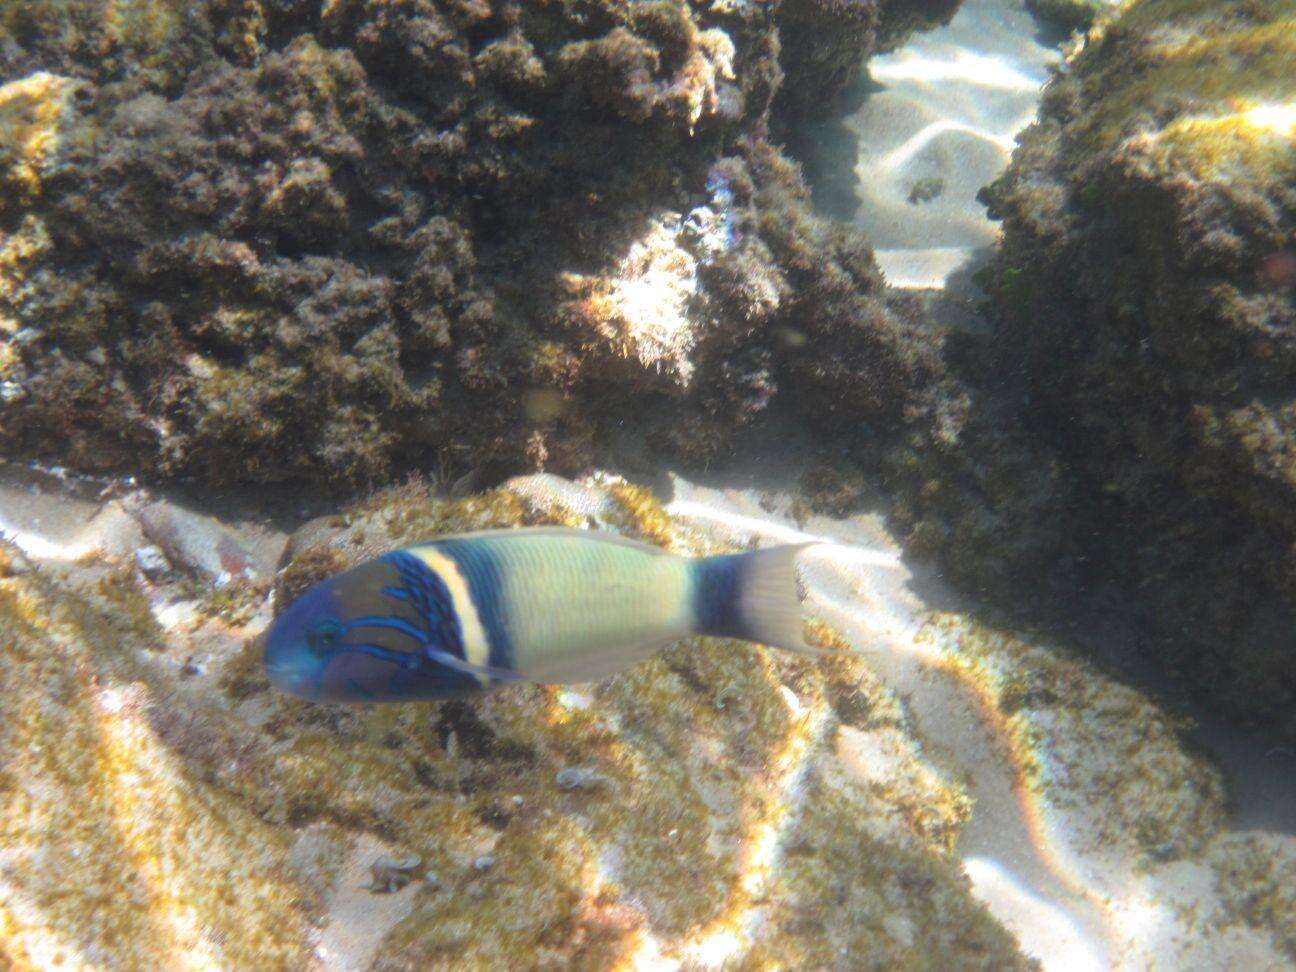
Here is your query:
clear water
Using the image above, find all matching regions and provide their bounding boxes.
[1,0,1293,969]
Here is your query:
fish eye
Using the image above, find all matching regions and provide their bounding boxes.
[306,618,343,656]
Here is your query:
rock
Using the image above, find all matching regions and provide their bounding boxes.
[0,468,146,563]
[0,540,29,576]
[0,71,81,208]
[555,766,609,792]
[895,0,1296,745]
[133,544,171,580]
[0,474,1031,969]
[368,856,423,895]
[0,0,946,490]
[1024,0,1115,32]
[127,496,268,587]
[3,471,1295,968]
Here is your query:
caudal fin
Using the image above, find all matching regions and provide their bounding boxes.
[693,543,826,656]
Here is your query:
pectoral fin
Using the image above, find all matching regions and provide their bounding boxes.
[422,644,533,683]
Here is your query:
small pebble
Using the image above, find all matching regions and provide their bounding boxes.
[556,766,607,791]
[510,795,524,807]
[472,855,495,872]
[368,854,422,893]
[134,545,171,579]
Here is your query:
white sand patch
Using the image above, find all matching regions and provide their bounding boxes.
[312,834,422,972]
[874,246,986,290]
[0,476,141,561]
[847,0,1061,289]
[963,857,1107,971]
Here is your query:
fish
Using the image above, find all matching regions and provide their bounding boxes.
[262,526,817,703]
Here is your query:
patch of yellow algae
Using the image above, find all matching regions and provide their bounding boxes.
[359,480,541,547]
[603,478,680,550]
[0,72,78,206]
[1145,105,1296,181]
[0,575,312,970]
[101,0,187,69]
[246,484,1022,968]
[94,566,166,650]
[2,484,1027,969]
[1,213,53,342]
[1075,0,1296,155]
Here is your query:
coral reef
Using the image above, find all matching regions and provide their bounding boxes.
[886,0,1296,742]
[0,0,948,489]
[0,478,1031,970]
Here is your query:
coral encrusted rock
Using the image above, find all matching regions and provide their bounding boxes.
[0,0,951,489]
[890,0,1296,743]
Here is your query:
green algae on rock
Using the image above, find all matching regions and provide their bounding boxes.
[888,0,1296,745]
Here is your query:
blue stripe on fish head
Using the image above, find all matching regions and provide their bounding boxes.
[264,556,484,702]
[429,539,513,671]
[379,551,467,661]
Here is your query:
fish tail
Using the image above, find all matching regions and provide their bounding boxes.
[692,543,820,655]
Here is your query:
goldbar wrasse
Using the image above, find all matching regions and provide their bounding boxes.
[264,527,816,702]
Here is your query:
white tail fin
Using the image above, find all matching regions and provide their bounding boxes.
[695,543,829,655]
[738,543,812,653]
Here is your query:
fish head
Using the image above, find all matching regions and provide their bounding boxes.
[263,555,484,703]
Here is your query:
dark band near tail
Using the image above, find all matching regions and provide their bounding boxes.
[693,544,815,654]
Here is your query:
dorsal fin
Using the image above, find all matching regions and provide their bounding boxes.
[413,525,671,555]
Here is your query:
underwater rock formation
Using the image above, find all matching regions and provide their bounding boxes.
[1022,0,1113,33]
[0,474,1032,969]
[773,0,963,123]
[0,0,946,488]
[889,0,1296,742]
